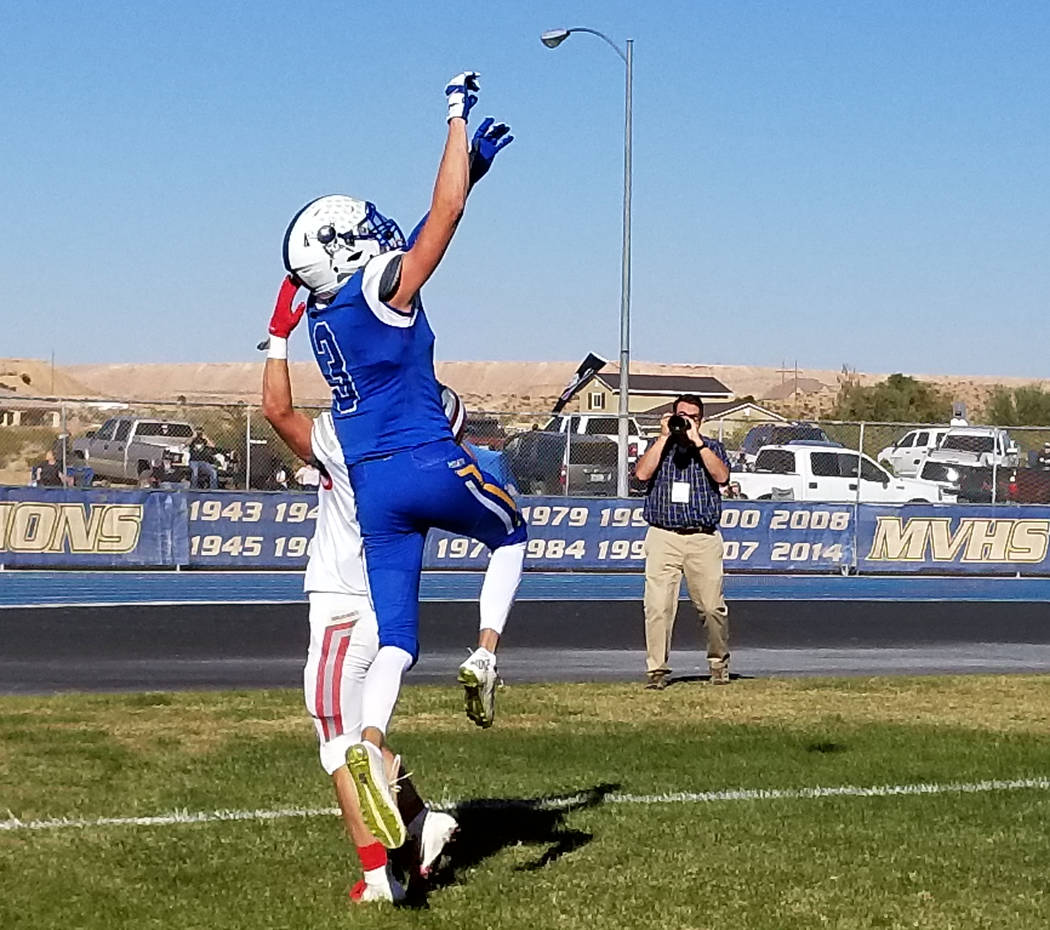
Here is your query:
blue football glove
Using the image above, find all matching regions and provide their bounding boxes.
[469,117,514,187]
[445,70,480,122]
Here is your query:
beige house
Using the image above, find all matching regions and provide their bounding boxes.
[0,389,61,428]
[577,372,734,414]
[643,398,785,442]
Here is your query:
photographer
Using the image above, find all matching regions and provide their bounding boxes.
[634,394,732,690]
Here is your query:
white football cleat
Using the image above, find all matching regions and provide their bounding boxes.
[346,741,406,849]
[349,871,406,904]
[457,648,498,728]
[419,810,458,877]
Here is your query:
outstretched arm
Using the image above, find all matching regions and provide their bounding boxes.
[403,118,514,249]
[386,72,478,310]
[260,277,314,461]
[263,359,313,462]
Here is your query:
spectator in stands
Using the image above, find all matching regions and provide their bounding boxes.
[51,434,71,465]
[633,394,732,690]
[31,450,68,487]
[189,427,219,489]
[143,452,182,489]
[272,462,290,490]
[256,455,290,491]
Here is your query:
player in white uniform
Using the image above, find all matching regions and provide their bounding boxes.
[261,289,456,904]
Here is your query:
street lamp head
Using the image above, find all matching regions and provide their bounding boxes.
[540,28,571,49]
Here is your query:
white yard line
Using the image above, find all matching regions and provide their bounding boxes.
[3,776,1048,834]
[0,807,340,832]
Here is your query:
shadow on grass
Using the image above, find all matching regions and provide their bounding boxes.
[403,782,619,908]
[666,672,750,686]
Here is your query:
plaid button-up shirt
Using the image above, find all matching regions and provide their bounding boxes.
[642,436,731,530]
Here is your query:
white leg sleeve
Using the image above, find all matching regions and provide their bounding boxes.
[479,541,525,636]
[360,645,414,736]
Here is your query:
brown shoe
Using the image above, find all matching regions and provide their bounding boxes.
[645,671,669,690]
[709,662,730,685]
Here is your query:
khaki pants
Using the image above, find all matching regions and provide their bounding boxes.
[643,526,729,674]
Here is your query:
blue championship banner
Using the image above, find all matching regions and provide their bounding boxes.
[186,491,315,567]
[424,498,856,573]
[858,504,1050,575]
[181,493,859,572]
[0,486,185,568]
[6,487,1050,576]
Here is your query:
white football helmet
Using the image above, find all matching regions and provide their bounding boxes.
[282,195,405,299]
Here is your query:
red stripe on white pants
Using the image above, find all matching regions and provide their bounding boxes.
[314,621,354,741]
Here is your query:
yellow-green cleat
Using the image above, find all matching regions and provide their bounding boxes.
[457,648,498,728]
[346,741,406,849]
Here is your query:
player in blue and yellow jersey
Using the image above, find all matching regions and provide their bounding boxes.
[275,72,526,848]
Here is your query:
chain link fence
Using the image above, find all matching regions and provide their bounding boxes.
[4,397,1050,503]
[0,397,326,491]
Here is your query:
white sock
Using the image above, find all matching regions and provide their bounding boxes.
[479,541,525,636]
[360,645,413,735]
[363,864,389,887]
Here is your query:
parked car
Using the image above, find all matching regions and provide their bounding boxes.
[946,465,1050,505]
[877,427,951,477]
[542,413,648,465]
[461,414,507,450]
[503,430,618,496]
[73,417,239,487]
[735,423,832,470]
[917,427,1021,474]
[733,445,946,502]
[73,418,196,483]
[918,459,984,502]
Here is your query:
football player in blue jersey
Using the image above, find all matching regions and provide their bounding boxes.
[275,72,527,847]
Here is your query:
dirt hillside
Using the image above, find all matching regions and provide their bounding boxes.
[12,357,1047,418]
[0,358,99,399]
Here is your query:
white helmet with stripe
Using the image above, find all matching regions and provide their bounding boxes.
[283,195,405,299]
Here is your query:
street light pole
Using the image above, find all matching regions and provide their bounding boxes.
[542,27,633,497]
[618,38,633,499]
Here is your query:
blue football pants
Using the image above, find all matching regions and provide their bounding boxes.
[349,439,528,660]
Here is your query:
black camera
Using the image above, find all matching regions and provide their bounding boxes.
[668,414,690,436]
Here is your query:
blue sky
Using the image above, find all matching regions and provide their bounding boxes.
[2,1,1048,377]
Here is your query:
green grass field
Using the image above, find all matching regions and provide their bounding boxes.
[3,677,1050,929]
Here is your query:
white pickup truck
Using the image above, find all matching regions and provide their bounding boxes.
[876,427,950,477]
[542,413,649,463]
[917,427,1020,471]
[733,444,946,503]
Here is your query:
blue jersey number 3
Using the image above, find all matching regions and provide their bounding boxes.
[311,321,359,414]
